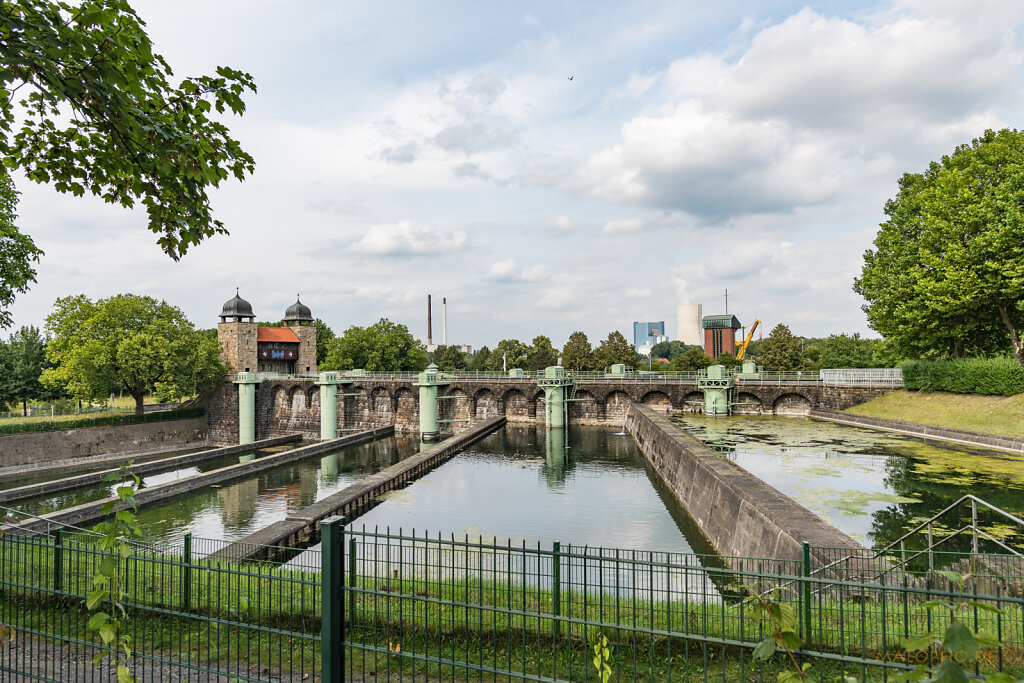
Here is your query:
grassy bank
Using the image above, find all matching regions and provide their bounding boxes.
[844,389,1024,439]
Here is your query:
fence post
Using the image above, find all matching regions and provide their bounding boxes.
[53,528,63,594]
[802,542,812,646]
[552,541,561,642]
[182,533,192,611]
[321,516,345,683]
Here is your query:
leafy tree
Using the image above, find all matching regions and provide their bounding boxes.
[41,294,227,413]
[0,325,56,415]
[757,324,805,371]
[561,331,593,371]
[820,333,875,368]
[436,345,466,371]
[1,0,256,266]
[527,335,559,371]
[313,318,334,367]
[669,347,711,371]
[485,339,529,371]
[0,171,42,327]
[591,331,641,370]
[650,340,689,361]
[467,346,490,371]
[321,318,427,372]
[855,129,1024,362]
[713,351,740,368]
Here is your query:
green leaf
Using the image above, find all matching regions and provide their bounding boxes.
[98,555,118,577]
[86,589,109,610]
[984,674,1017,683]
[943,621,979,661]
[903,632,940,651]
[890,666,929,683]
[932,660,970,683]
[936,571,967,586]
[86,613,110,630]
[965,602,1005,615]
[777,628,802,650]
[116,664,134,683]
[753,637,776,661]
[921,600,955,611]
[98,623,117,644]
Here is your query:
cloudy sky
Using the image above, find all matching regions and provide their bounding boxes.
[7,0,1024,349]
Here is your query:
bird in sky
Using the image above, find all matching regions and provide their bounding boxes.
[568,76,573,81]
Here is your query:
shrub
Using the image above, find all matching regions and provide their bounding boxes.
[0,407,204,435]
[900,357,1024,396]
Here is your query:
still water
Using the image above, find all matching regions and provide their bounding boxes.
[674,414,1024,551]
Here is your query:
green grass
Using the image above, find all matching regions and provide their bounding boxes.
[844,389,1024,439]
[2,536,1022,681]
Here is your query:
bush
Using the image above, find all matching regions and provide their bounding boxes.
[0,407,204,435]
[901,357,1024,396]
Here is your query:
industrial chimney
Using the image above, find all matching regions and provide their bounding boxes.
[427,295,433,346]
[676,303,703,347]
[443,297,448,346]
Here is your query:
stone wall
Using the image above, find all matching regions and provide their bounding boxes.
[625,404,860,565]
[810,409,1024,453]
[0,417,208,471]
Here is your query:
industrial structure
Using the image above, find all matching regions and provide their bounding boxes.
[676,304,703,347]
[218,290,317,375]
[702,314,742,359]
[425,294,472,354]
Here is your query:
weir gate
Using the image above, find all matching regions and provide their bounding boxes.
[205,366,901,445]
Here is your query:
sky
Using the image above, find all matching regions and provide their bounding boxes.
[6,0,1024,350]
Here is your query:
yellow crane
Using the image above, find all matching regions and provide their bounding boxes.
[736,319,761,360]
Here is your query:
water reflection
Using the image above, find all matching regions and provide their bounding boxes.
[674,414,1024,552]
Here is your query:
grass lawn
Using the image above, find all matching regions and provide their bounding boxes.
[844,390,1024,439]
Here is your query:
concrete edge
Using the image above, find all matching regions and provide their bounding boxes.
[209,417,507,562]
[0,434,303,504]
[810,409,1024,454]
[3,427,394,534]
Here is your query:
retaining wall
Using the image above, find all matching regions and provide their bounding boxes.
[810,409,1024,453]
[625,405,860,565]
[0,417,208,471]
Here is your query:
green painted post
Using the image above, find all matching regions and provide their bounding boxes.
[552,541,561,642]
[318,372,340,441]
[183,533,192,611]
[53,528,62,593]
[321,516,345,683]
[234,371,257,445]
[416,364,441,442]
[802,541,812,645]
[545,386,565,428]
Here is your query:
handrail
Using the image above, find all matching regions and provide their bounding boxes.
[0,503,160,551]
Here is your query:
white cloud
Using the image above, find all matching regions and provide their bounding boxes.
[553,215,572,231]
[602,218,645,234]
[485,258,546,282]
[625,287,652,297]
[349,221,467,256]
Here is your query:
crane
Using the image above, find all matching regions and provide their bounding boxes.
[736,319,761,360]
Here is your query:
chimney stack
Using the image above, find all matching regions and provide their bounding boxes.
[427,295,433,346]
[443,297,448,346]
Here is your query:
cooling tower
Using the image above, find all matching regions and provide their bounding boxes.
[676,304,703,346]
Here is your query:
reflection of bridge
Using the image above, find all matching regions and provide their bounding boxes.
[206,369,899,444]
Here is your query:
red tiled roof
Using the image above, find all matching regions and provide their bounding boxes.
[257,327,299,343]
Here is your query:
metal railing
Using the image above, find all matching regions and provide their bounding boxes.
[821,368,904,388]
[2,527,1023,681]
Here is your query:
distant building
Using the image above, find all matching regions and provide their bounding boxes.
[676,304,703,347]
[633,321,668,351]
[218,291,317,375]
[702,314,742,359]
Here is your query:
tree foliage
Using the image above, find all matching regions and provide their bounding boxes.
[650,340,689,361]
[1,0,256,261]
[41,293,227,413]
[0,324,57,414]
[757,324,805,371]
[561,331,593,371]
[591,331,641,370]
[435,345,466,371]
[321,318,427,372]
[527,335,558,371]
[855,129,1024,362]
[0,171,42,327]
[820,333,875,369]
[485,339,529,371]
[313,319,334,367]
[467,346,490,371]
[670,347,712,371]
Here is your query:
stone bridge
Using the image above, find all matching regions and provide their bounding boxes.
[205,377,892,445]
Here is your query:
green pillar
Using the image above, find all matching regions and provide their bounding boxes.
[318,371,340,441]
[543,428,567,486]
[415,363,444,442]
[697,365,735,417]
[537,366,572,429]
[234,371,256,445]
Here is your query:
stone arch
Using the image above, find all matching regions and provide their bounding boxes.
[531,390,546,423]
[773,392,812,415]
[734,392,764,415]
[604,390,632,425]
[272,385,289,418]
[371,386,393,425]
[474,388,498,420]
[394,387,417,432]
[502,389,531,422]
[568,389,603,424]
[438,388,470,430]
[641,390,672,414]
[305,386,318,409]
[342,385,368,426]
[289,386,307,413]
[681,391,704,413]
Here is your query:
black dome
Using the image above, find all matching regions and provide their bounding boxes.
[283,296,313,322]
[220,289,254,318]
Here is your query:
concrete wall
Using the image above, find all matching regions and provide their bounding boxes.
[0,417,208,470]
[625,404,860,565]
[810,409,1024,453]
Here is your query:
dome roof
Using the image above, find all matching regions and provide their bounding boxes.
[283,296,313,322]
[220,289,254,318]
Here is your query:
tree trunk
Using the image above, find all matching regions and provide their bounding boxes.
[133,392,145,415]
[22,399,27,417]
[997,302,1024,365]
[952,339,965,358]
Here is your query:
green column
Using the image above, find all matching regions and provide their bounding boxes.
[544,428,567,486]
[416,363,442,442]
[544,386,565,428]
[318,371,340,441]
[234,371,256,445]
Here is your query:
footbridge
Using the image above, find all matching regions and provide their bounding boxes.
[204,366,902,445]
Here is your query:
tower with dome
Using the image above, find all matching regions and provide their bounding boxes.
[217,290,318,375]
